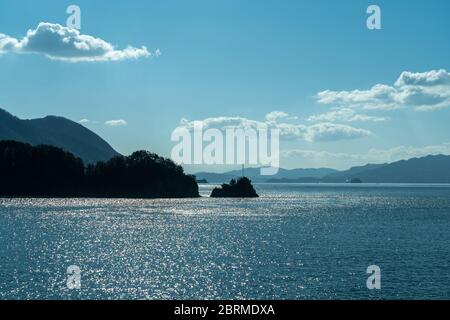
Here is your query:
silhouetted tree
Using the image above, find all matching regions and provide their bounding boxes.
[0,141,199,198]
[85,151,199,198]
[0,141,84,196]
[210,177,258,198]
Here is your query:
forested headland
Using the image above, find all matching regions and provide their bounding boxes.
[0,140,199,198]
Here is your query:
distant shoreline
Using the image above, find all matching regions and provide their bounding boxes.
[2,183,450,200]
[255,182,450,185]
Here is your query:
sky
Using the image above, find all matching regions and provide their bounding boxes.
[1,0,450,172]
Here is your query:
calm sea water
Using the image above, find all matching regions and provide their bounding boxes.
[0,183,449,300]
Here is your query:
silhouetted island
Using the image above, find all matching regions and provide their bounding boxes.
[0,140,199,198]
[210,177,259,198]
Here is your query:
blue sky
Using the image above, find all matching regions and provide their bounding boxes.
[1,0,450,171]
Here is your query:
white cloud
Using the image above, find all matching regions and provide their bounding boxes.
[105,119,127,127]
[179,116,267,131]
[283,142,450,165]
[265,110,289,122]
[78,118,90,124]
[0,22,150,62]
[300,122,372,142]
[316,69,450,111]
[395,69,450,87]
[308,108,388,122]
[177,112,372,142]
[316,84,399,110]
[0,34,19,51]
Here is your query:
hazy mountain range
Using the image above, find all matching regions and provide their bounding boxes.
[196,155,450,183]
[321,155,450,183]
[0,108,120,163]
[196,167,339,183]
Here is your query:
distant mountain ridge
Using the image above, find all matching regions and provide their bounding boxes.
[321,163,387,182]
[196,155,450,184]
[329,154,450,183]
[195,167,338,183]
[0,108,120,163]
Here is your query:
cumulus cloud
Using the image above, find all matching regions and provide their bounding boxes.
[105,119,127,127]
[308,108,388,122]
[177,111,372,142]
[395,69,450,87]
[265,111,289,122]
[316,84,399,110]
[0,33,19,51]
[300,122,371,142]
[283,142,450,166]
[0,22,151,62]
[316,69,450,111]
[78,118,90,124]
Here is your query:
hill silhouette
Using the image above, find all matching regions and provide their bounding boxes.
[321,164,386,182]
[316,155,450,183]
[341,155,450,183]
[0,108,120,163]
[0,140,199,198]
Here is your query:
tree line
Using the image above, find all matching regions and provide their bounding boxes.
[0,140,199,198]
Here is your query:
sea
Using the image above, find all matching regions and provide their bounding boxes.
[0,183,449,300]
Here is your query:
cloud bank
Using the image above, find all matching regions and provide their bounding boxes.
[177,112,372,142]
[265,111,289,122]
[0,22,150,62]
[308,108,388,123]
[316,69,450,111]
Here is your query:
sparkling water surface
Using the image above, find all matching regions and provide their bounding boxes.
[1,183,449,300]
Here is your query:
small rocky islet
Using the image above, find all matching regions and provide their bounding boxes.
[210,177,259,198]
